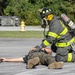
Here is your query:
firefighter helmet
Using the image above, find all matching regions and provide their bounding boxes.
[41,8,53,18]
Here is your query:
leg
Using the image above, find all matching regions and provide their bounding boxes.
[26,57,40,69]
[48,61,64,69]
[55,46,73,62]
[41,53,64,69]
[26,52,41,69]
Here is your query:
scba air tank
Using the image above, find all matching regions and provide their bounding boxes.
[61,14,75,29]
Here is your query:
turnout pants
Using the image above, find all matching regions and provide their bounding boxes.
[53,45,75,62]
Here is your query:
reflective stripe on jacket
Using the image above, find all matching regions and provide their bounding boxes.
[42,16,74,47]
[67,53,72,62]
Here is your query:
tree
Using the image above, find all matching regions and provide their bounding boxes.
[1,0,75,25]
[0,0,10,15]
[59,0,75,22]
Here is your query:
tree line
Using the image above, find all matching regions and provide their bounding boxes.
[0,0,75,25]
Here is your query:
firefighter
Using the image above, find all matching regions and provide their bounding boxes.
[32,7,75,62]
[0,48,64,69]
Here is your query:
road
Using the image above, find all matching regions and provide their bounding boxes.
[0,26,46,31]
[0,38,75,75]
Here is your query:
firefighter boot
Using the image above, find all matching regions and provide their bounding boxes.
[48,62,64,69]
[26,57,40,69]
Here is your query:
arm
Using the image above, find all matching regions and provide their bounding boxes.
[30,47,52,55]
[0,57,24,63]
[42,48,52,55]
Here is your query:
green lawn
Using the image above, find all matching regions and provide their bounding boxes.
[0,31,44,38]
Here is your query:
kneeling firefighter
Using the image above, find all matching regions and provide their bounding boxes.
[33,7,75,62]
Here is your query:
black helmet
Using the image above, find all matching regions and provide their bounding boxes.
[41,8,53,18]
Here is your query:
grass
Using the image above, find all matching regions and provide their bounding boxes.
[0,31,44,38]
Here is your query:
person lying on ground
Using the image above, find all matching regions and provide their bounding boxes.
[0,48,64,69]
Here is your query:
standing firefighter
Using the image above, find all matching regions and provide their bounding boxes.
[32,7,75,62]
